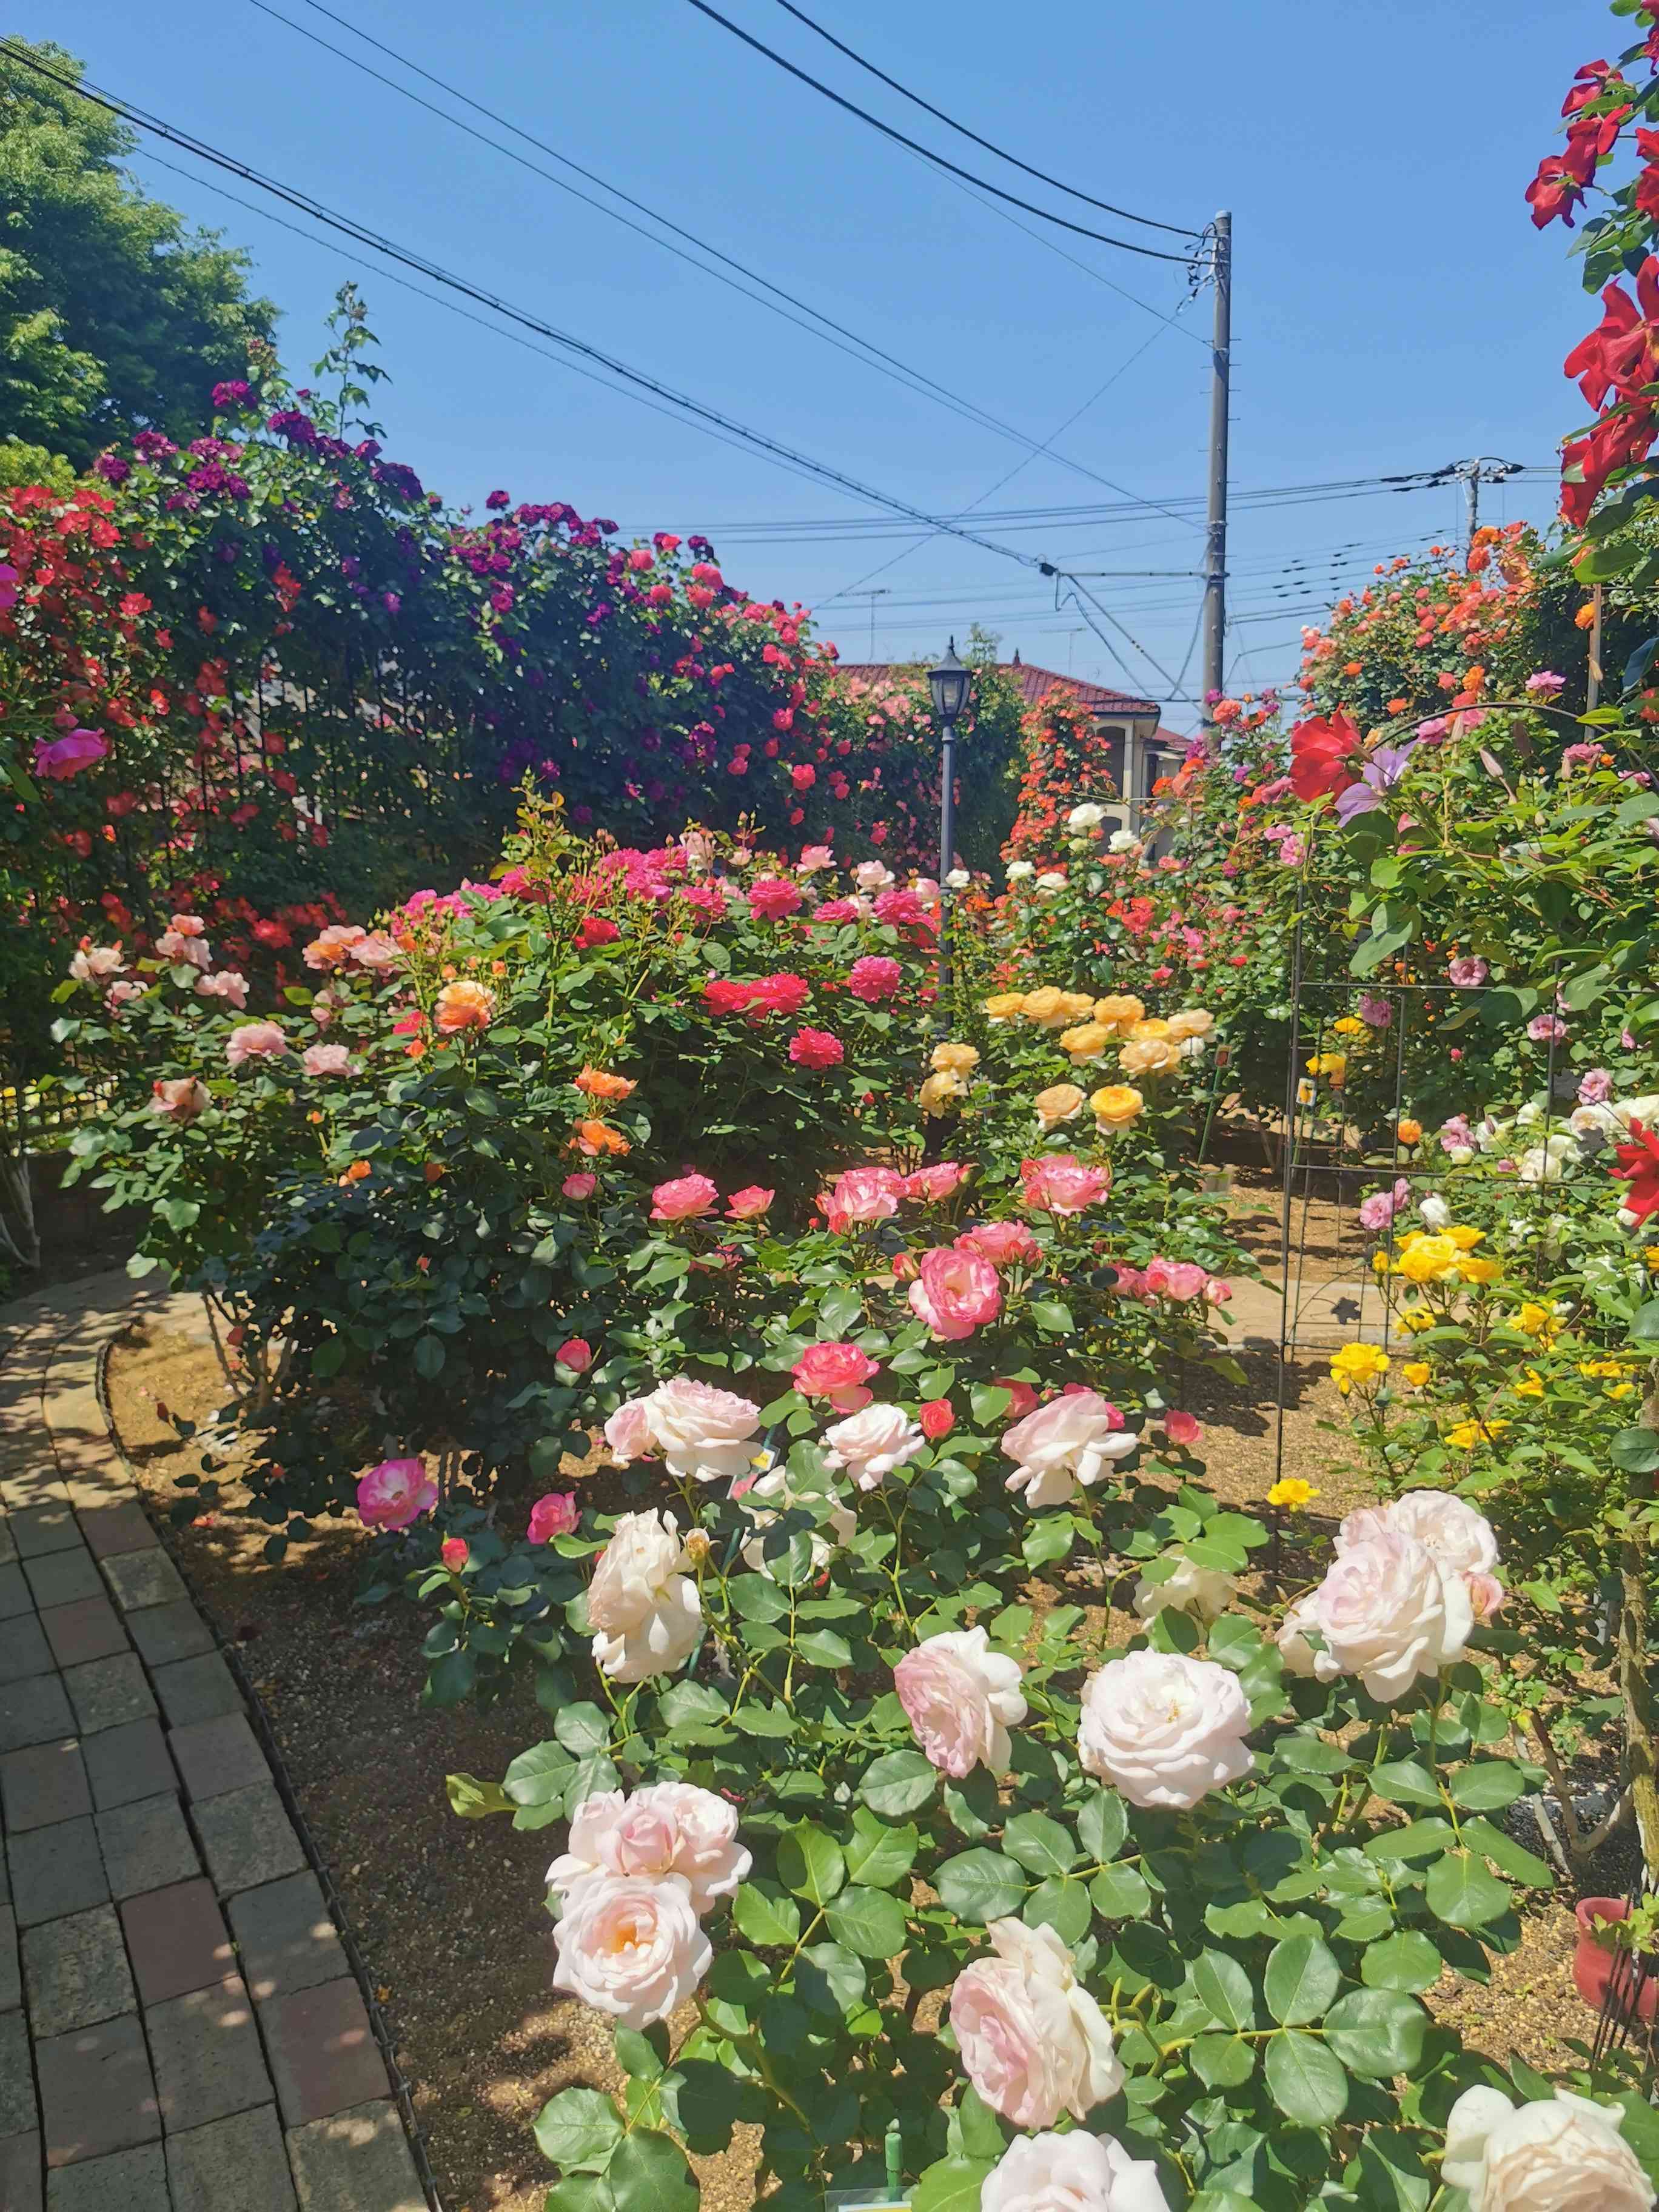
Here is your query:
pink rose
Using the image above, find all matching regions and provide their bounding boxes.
[903,1162,968,1202]
[34,728,109,779]
[813,897,859,923]
[1164,1410,1202,1447]
[303,924,367,971]
[69,943,124,982]
[225,1022,289,1069]
[982,2130,1171,2212]
[1309,1532,1473,1701]
[551,1872,711,2028]
[441,1537,469,1571]
[156,928,212,969]
[957,1221,1040,1268]
[1078,1651,1253,1809]
[149,1077,209,1122]
[747,875,805,920]
[650,1173,719,1223]
[357,1458,437,1530]
[302,1042,352,1077]
[167,913,207,937]
[563,1173,598,1199]
[789,1027,843,1069]
[1144,1258,1208,1301]
[603,1399,657,1464]
[348,932,401,973]
[896,1626,1026,1776]
[528,1492,580,1543]
[1002,1390,1136,1510]
[555,1338,594,1373]
[846,954,903,1002]
[995,1379,1041,1420]
[908,1246,1001,1341]
[105,980,144,1012]
[546,1783,751,1915]
[950,1920,1122,2130]
[793,1340,879,1412]
[1019,1155,1111,1216]
[726,1185,774,1219]
[820,1165,906,1230]
[797,844,833,874]
[197,971,250,1010]
[605,1379,762,1484]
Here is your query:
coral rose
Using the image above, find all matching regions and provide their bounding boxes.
[571,1120,629,1157]
[903,1162,968,1202]
[551,1872,711,2028]
[1078,1651,1253,1809]
[950,1920,1122,2129]
[577,1066,636,1101]
[150,1077,209,1122]
[793,1341,880,1412]
[303,924,366,971]
[434,980,495,1033]
[895,1625,1026,1776]
[650,1173,719,1223]
[726,1185,774,1219]
[908,1247,1001,1341]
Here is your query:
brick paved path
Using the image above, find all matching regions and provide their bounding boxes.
[0,1272,428,2211]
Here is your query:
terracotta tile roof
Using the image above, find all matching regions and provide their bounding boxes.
[832,661,1159,717]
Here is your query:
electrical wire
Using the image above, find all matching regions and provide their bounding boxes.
[678,0,1196,262]
[760,0,1198,235]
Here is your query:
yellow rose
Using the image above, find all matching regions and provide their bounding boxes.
[1329,1343,1390,1395]
[1394,1233,1461,1284]
[1609,1381,1637,1399]
[1267,1476,1318,1508]
[982,991,1027,1022]
[1059,1022,1111,1063]
[1120,1037,1178,1078]
[1513,1369,1544,1398]
[1034,1082,1085,1131]
[1093,994,1145,1033]
[1089,1083,1144,1131]
[1165,1008,1214,1042]
[918,1071,967,1117]
[1403,1361,1432,1387]
[1399,1307,1434,1333]
[1446,1418,1509,1450]
[1459,1256,1503,1285]
[1020,986,1068,1027]
[1515,1301,1557,1338]
[1331,1016,1364,1037]
[1057,991,1098,1024]
[1127,1017,1173,1042]
[931,1041,980,1077]
[1446,1224,1485,1250]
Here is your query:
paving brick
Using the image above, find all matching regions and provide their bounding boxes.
[0,1906,16,2013]
[22,1552,100,1612]
[262,1978,387,2127]
[75,1503,155,1563]
[46,2141,168,2212]
[0,1741,90,1833]
[21,1908,133,2037]
[126,1601,212,1668]
[62,1657,154,1737]
[0,2009,35,2134]
[0,1615,53,1686]
[170,1714,267,1803]
[81,1720,170,1813]
[120,1880,234,2006]
[39,1598,127,1671]
[0,1472,67,1516]
[167,2103,296,2212]
[195,1785,306,1897]
[0,1675,75,1755]
[10,1507,81,1560]
[153,1653,240,1729]
[100,1550,187,1615]
[0,1517,17,1569]
[95,1794,198,1902]
[8,1817,109,1928]
[36,2013,159,2167]
[0,1563,30,1620]
[229,1876,345,2003]
[287,2097,421,2211]
[148,1974,269,2134]
[0,2127,42,2212]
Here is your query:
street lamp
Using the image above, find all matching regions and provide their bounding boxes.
[928,640,969,996]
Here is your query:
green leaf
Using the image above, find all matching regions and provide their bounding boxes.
[1192,1949,1256,2033]
[503,1741,577,1809]
[795,1627,854,1669]
[1264,2031,1348,2126]
[1356,2130,1433,2212]
[1002,1811,1076,1877]
[1090,1863,1152,1919]
[1425,1851,1512,1930]
[936,1849,1027,1924]
[552,1703,611,1757]
[731,1882,801,1946]
[1076,1789,1128,1863]
[412,1333,445,1380]
[1371,1758,1443,1808]
[1264,1934,1341,2026]
[844,1810,919,1889]
[1449,1762,1526,1811]
[860,1749,939,1817]
[796,1940,868,2020]
[1462,1817,1552,1887]
[1023,1877,1091,1946]
[970,1383,1012,1426]
[613,2025,666,2080]
[545,2177,614,2212]
[606,2130,697,2212]
[446,1772,510,1819]
[823,1884,910,1959]
[1322,1987,1427,2077]
[1028,1299,1074,1336]
[777,1823,846,1905]
[1021,1516,1074,1570]
[1611,1426,1659,1475]
[1361,1931,1444,1992]
[911,2157,994,2212]
[1192,2033,1256,2088]
[532,2087,625,2175]
[952,2088,1007,2163]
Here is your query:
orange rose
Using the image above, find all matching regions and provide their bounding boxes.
[576,1065,637,1101]
[571,1119,631,1158]
[434,980,495,1034]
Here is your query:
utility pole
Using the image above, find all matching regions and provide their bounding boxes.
[1201,212,1232,718]
[848,588,891,659]
[1446,457,1523,560]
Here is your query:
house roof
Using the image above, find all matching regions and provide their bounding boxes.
[832,659,1159,718]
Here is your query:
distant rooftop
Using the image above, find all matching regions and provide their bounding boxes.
[833,655,1160,719]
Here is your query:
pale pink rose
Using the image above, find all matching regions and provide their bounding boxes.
[1338,1490,1499,1581]
[1144,1258,1208,1301]
[1078,1651,1253,1809]
[303,923,367,971]
[1467,1572,1506,1621]
[1002,1390,1137,1510]
[854,860,894,891]
[546,1783,751,1915]
[167,913,207,937]
[822,1403,925,1490]
[356,1458,437,1530]
[1019,1154,1111,1216]
[650,1173,719,1223]
[956,1221,1041,1268]
[69,943,124,982]
[895,1626,1026,1775]
[908,1247,1002,1341]
[1131,1553,1235,1623]
[792,1341,879,1412]
[726,1185,774,1220]
[551,1872,711,2028]
[1277,1590,1341,1682]
[587,1509,702,1680]
[603,1398,658,1464]
[156,930,213,970]
[302,1042,352,1077]
[982,2130,1172,2212]
[225,1022,289,1068]
[105,980,144,1011]
[1310,1531,1473,1701]
[347,932,401,972]
[563,1173,598,1199]
[821,1165,906,1229]
[196,970,249,1009]
[797,843,834,874]
[528,1492,579,1544]
[1164,1409,1202,1446]
[1443,2086,1652,2212]
[950,1920,1122,2130]
[1204,1278,1233,1304]
[641,1378,762,1484]
[903,1162,968,1202]
[149,1077,209,1122]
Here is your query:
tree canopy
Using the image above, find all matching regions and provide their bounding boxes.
[0,39,276,469]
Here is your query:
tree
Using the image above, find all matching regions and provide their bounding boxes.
[0,39,276,469]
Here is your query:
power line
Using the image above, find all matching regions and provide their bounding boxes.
[678,0,1196,263]
[760,0,1197,236]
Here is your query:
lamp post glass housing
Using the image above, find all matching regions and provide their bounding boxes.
[929,640,969,996]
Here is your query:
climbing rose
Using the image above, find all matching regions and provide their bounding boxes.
[196,971,249,1010]
[225,1022,289,1069]
[547,1785,750,1915]
[357,1458,436,1530]
[551,1873,711,2028]
[896,1626,1026,1776]
[909,1247,1001,1340]
[1443,2087,1652,2212]
[528,1492,580,1543]
[650,1173,719,1222]
[950,1920,1122,2130]
[981,2131,1171,2212]
[822,1403,925,1490]
[1078,1651,1253,1809]
[1001,1390,1136,1509]
[586,1509,702,1680]
[69,943,123,982]
[792,1342,879,1412]
[303,924,366,971]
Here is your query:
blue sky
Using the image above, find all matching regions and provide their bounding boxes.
[36,0,1608,723]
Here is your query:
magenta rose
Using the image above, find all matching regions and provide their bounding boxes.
[529,1492,580,1544]
[357,1458,437,1530]
[845,955,903,1002]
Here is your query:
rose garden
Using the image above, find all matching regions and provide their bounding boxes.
[11,10,1659,2211]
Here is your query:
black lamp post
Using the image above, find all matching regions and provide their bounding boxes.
[928,639,970,996]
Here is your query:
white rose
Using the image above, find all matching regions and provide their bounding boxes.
[1036,870,1067,896]
[1007,860,1035,882]
[1002,1392,1139,1510]
[950,1920,1123,2130]
[1338,1491,1499,1581]
[587,1509,703,1681]
[546,1784,750,1915]
[1309,1531,1472,1701]
[1078,1651,1253,1809]
[641,1377,762,1484]
[1132,1552,1236,1624]
[737,1470,854,1578]
[1068,803,1107,830]
[1277,1590,1340,1681]
[1443,2086,1654,2212]
[945,868,971,889]
[1108,830,1142,856]
[551,1872,712,2028]
[1518,1135,1575,1184]
[982,2130,1172,2212]
[1418,1192,1450,1229]
[894,1626,1027,1776]
[822,1403,925,1490]
[854,860,895,891]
